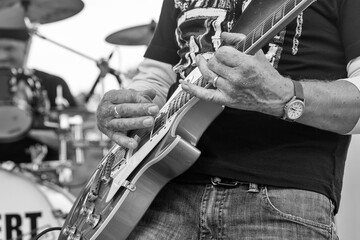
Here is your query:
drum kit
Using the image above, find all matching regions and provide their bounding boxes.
[0,1,156,239]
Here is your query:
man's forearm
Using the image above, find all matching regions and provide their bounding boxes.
[298,79,360,134]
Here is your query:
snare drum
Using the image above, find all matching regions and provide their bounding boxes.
[0,167,75,240]
[0,68,49,143]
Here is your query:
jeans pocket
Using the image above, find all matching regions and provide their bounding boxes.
[262,186,334,232]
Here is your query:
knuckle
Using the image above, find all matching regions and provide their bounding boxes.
[142,104,150,114]
[117,104,127,116]
[114,120,126,130]
[207,58,216,69]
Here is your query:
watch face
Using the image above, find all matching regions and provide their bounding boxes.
[286,100,305,120]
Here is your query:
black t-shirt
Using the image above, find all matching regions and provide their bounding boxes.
[144,0,360,213]
[0,69,76,162]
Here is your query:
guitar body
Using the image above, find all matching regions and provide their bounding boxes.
[58,99,224,240]
[58,0,316,239]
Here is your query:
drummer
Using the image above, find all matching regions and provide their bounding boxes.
[0,25,77,163]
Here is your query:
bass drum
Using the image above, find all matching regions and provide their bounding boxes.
[0,68,49,143]
[0,167,74,240]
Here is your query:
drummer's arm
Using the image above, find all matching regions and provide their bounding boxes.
[127,58,177,107]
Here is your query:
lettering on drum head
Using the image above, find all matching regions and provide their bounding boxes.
[0,212,43,240]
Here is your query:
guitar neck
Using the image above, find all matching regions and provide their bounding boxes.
[233,0,316,55]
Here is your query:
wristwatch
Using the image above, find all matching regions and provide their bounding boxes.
[282,80,305,121]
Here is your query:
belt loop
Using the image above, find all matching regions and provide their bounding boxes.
[247,183,259,193]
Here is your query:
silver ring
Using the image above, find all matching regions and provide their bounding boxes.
[114,105,120,118]
[212,75,219,88]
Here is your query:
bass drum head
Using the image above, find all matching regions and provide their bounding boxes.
[0,168,74,240]
[0,106,32,143]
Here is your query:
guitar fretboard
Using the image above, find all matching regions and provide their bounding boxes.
[237,0,305,53]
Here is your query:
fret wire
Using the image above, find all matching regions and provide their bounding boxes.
[235,40,245,52]
[284,0,295,15]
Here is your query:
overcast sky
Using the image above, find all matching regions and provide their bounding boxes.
[28,0,163,97]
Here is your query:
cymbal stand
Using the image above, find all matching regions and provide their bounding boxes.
[84,51,120,103]
[27,28,123,95]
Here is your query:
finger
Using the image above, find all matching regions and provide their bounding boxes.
[180,80,226,104]
[99,127,138,149]
[221,32,246,46]
[254,49,270,64]
[114,103,159,118]
[196,55,219,85]
[212,46,245,68]
[205,53,237,84]
[107,116,155,132]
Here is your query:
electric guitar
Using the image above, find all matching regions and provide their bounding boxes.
[58,0,316,239]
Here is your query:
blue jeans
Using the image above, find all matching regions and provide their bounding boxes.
[127,180,338,240]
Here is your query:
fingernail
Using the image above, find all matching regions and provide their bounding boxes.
[143,117,154,127]
[148,105,159,114]
[129,140,137,149]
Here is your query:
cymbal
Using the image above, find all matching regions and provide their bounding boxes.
[0,0,84,24]
[105,20,157,46]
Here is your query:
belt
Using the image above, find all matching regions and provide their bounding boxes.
[211,176,260,193]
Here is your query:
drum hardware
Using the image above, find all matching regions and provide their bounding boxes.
[31,111,111,187]
[28,143,48,164]
[69,115,85,165]
[84,51,122,104]
[105,20,157,46]
[55,85,70,111]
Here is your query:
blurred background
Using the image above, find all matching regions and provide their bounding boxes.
[27,0,163,107]
[0,0,359,239]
